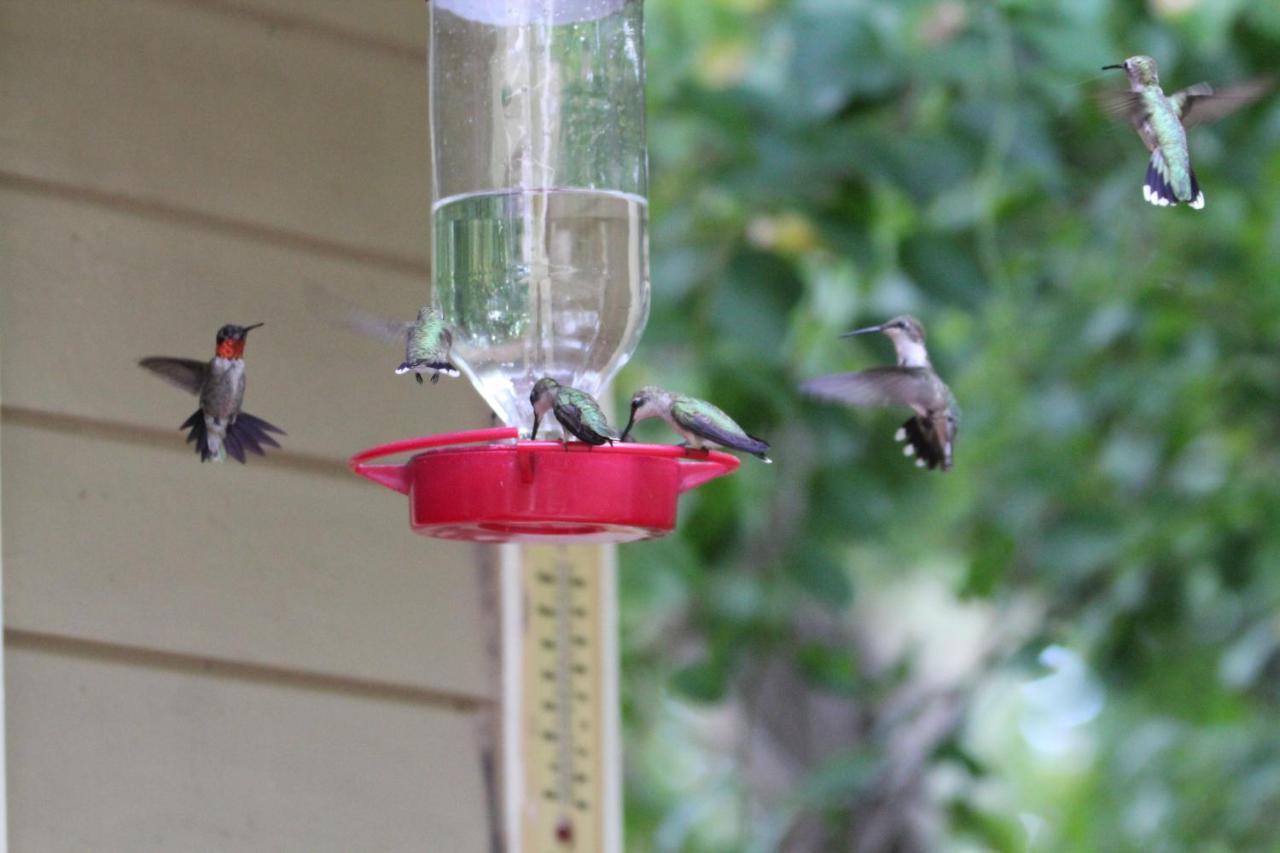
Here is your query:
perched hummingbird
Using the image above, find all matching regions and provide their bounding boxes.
[800,315,958,471]
[139,323,285,463]
[620,386,772,463]
[1101,56,1271,209]
[529,377,620,445]
[305,284,459,384]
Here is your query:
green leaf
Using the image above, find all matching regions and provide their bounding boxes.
[788,548,855,606]
[795,642,861,695]
[670,657,731,704]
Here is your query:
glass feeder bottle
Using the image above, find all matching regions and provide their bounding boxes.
[429,0,649,435]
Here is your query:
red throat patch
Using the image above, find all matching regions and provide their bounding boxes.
[216,338,246,359]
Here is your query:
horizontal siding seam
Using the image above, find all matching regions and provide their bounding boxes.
[0,405,353,481]
[156,0,426,63]
[0,171,431,279]
[6,627,495,713]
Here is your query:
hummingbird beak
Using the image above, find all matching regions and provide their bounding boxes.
[242,322,264,334]
[531,413,541,440]
[1101,63,1124,71]
[841,324,884,338]
[620,411,637,443]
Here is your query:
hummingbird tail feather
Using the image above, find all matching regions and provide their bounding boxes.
[234,425,266,456]
[398,360,460,380]
[180,409,217,463]
[1144,151,1204,209]
[1143,153,1176,207]
[223,429,248,464]
[1187,168,1205,209]
[236,412,286,436]
[743,434,772,463]
[897,417,946,471]
[687,418,771,462]
[229,412,285,457]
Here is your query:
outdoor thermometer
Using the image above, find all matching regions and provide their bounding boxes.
[503,544,620,852]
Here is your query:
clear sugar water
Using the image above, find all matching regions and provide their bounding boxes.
[433,189,648,433]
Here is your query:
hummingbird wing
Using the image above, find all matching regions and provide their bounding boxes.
[554,388,618,444]
[670,397,770,460]
[304,283,413,344]
[1173,77,1272,128]
[1097,91,1149,128]
[139,357,207,395]
[800,367,937,412]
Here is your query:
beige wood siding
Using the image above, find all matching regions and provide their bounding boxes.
[1,1,494,848]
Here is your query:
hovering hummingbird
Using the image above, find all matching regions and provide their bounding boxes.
[1101,56,1271,209]
[800,315,958,471]
[139,323,285,463]
[529,377,620,445]
[305,284,459,384]
[620,386,772,463]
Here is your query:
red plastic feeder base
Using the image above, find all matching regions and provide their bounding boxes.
[349,427,740,544]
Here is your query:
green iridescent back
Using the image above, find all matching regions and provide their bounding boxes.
[671,394,748,438]
[556,385,618,439]
[406,308,452,363]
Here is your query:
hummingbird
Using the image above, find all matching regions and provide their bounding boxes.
[529,377,620,445]
[800,315,958,471]
[139,323,285,463]
[304,284,459,384]
[620,386,772,462]
[1101,56,1271,209]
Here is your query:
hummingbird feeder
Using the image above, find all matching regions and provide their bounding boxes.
[349,0,739,543]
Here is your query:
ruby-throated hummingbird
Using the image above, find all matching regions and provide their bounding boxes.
[529,378,620,445]
[800,315,958,471]
[1101,56,1270,209]
[139,323,285,463]
[620,386,772,463]
[305,284,459,384]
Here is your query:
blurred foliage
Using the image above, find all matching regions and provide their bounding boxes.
[616,0,1280,850]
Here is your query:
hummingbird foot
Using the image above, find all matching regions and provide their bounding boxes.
[415,373,424,385]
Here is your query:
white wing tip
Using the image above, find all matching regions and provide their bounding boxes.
[894,427,907,441]
[902,444,915,457]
